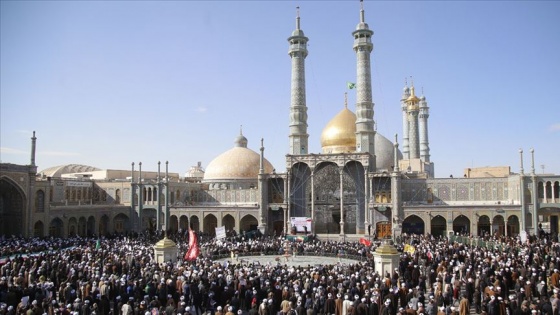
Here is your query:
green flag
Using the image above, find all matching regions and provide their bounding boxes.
[96,239,101,249]
[347,82,356,89]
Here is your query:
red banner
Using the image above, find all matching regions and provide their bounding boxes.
[359,238,372,246]
[184,229,200,261]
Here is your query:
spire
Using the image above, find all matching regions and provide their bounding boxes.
[344,92,348,108]
[30,131,37,166]
[259,138,264,173]
[296,6,300,30]
[360,0,365,23]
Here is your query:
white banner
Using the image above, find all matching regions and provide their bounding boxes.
[215,226,226,240]
[290,217,312,233]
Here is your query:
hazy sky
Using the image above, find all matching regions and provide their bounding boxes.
[1,1,559,178]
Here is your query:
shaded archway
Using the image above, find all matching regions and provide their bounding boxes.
[87,216,96,236]
[431,215,446,238]
[223,214,235,233]
[179,215,189,231]
[68,217,78,236]
[49,218,64,237]
[477,215,491,237]
[0,177,25,236]
[492,215,505,237]
[507,215,520,237]
[78,217,87,237]
[113,213,130,234]
[34,221,44,237]
[141,208,157,232]
[169,215,178,232]
[99,215,110,236]
[190,216,200,231]
[403,215,425,235]
[203,214,217,235]
[453,215,470,235]
[240,214,258,232]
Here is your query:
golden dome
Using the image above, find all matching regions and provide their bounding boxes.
[406,86,420,103]
[321,107,357,154]
[203,133,274,181]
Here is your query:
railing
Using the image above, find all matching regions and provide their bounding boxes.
[207,250,368,262]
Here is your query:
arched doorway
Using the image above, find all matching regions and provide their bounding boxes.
[34,221,44,237]
[78,217,87,236]
[87,216,96,236]
[492,215,505,237]
[507,215,520,237]
[402,215,425,235]
[223,214,235,233]
[431,215,446,238]
[0,177,25,236]
[68,217,78,236]
[376,221,392,239]
[99,215,109,236]
[49,218,64,237]
[453,215,470,235]
[190,216,200,231]
[113,213,130,234]
[179,215,189,231]
[203,214,217,235]
[477,215,491,237]
[240,214,258,232]
[141,208,157,232]
[169,215,178,233]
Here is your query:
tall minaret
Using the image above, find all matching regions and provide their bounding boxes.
[406,84,420,159]
[288,7,309,155]
[353,1,376,164]
[419,90,430,162]
[400,80,410,159]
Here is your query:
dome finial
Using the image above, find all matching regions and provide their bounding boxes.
[240,125,243,135]
[344,92,348,108]
[405,77,408,87]
[234,126,248,148]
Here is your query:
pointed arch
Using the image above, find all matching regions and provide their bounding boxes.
[114,213,130,234]
[453,215,470,235]
[99,214,110,236]
[0,177,26,236]
[190,215,200,231]
[203,214,218,235]
[34,221,44,237]
[78,217,87,236]
[431,215,446,238]
[477,215,491,237]
[169,215,178,232]
[179,215,189,231]
[403,215,425,235]
[223,214,235,233]
[49,218,64,237]
[492,215,505,237]
[240,214,258,232]
[507,215,520,237]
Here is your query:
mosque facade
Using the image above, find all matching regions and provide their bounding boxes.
[1,4,559,240]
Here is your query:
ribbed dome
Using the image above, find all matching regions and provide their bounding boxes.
[203,134,274,182]
[321,107,357,154]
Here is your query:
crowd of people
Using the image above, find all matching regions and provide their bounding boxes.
[1,230,559,315]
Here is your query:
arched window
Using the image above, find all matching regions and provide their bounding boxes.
[115,189,121,204]
[153,188,157,202]
[538,181,544,198]
[35,190,45,212]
